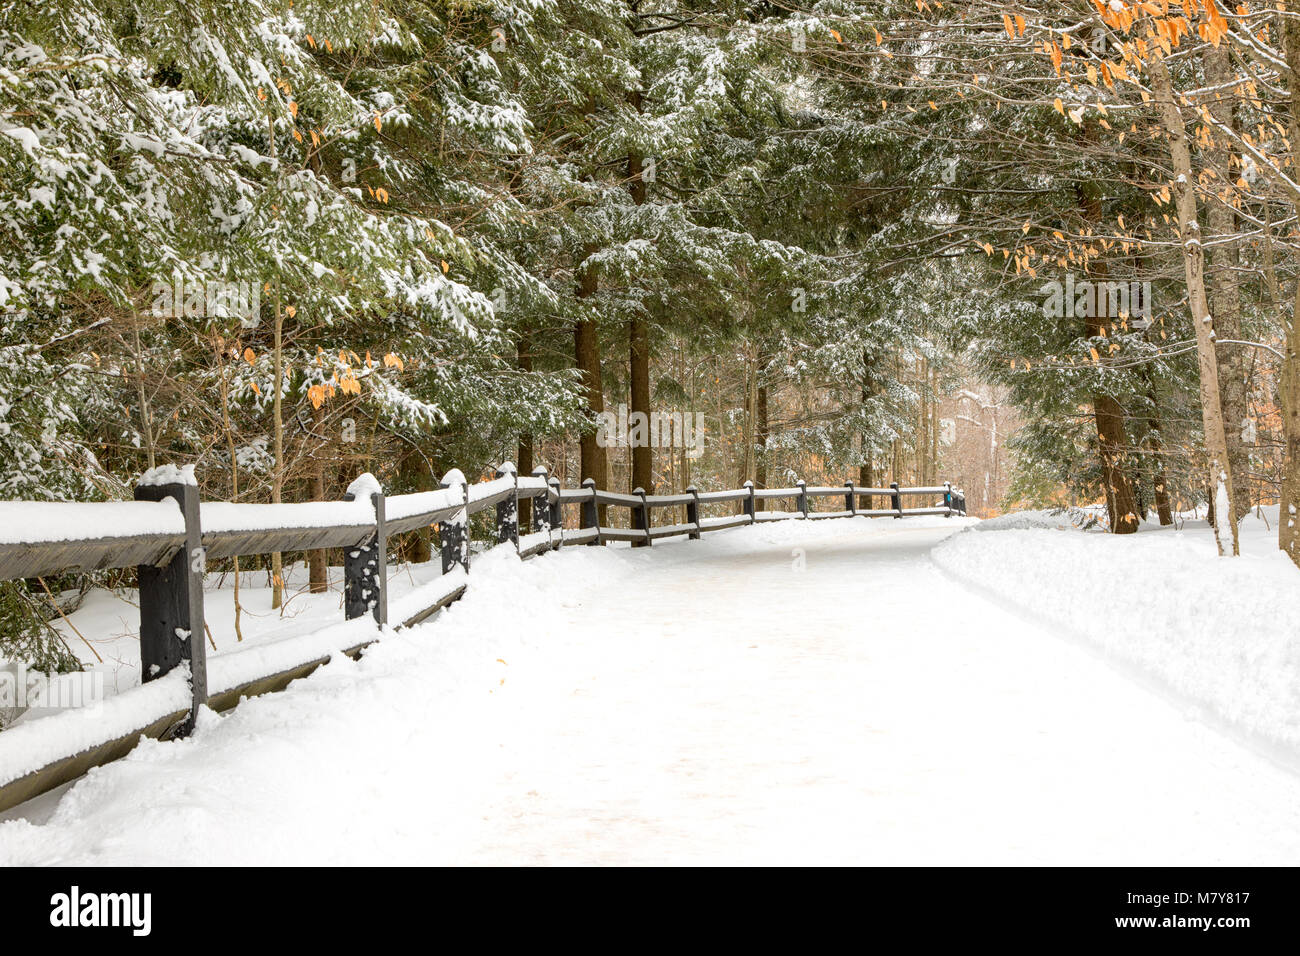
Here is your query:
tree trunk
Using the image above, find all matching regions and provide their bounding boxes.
[627,98,653,503]
[308,404,328,593]
[575,245,607,521]
[1150,55,1240,555]
[755,374,769,511]
[271,278,286,606]
[1203,42,1253,521]
[1276,15,1300,565]
[1145,388,1175,526]
[517,329,533,528]
[1077,186,1141,535]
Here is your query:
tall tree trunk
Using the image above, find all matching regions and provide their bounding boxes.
[268,111,287,607]
[1276,14,1300,565]
[1145,387,1175,526]
[517,329,533,528]
[308,404,328,593]
[575,246,607,521]
[755,373,769,512]
[627,94,653,501]
[860,347,877,509]
[270,277,287,606]
[1151,55,1240,555]
[1078,186,1141,534]
[1203,42,1253,520]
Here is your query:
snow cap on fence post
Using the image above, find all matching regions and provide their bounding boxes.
[135,465,207,735]
[686,484,701,540]
[342,473,387,625]
[531,466,551,538]
[548,476,562,548]
[633,487,651,548]
[743,480,755,523]
[890,481,903,519]
[495,461,519,550]
[845,480,856,516]
[797,479,809,519]
[580,478,602,546]
[439,469,470,573]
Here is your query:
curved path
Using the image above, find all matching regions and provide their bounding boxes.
[3,517,1299,864]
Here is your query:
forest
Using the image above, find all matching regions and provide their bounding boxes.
[3,0,1298,669]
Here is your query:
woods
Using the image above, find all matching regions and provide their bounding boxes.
[5,0,1300,668]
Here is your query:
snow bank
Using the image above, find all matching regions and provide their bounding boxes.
[971,507,1104,532]
[0,672,190,788]
[932,509,1300,755]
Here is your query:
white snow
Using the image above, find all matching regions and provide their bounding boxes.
[934,507,1300,757]
[137,463,197,489]
[386,487,463,521]
[3,515,1300,864]
[200,498,375,534]
[0,500,184,544]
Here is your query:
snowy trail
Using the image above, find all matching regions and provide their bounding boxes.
[3,518,1300,865]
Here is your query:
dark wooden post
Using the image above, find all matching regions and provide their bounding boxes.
[495,462,519,550]
[548,477,562,549]
[135,474,206,733]
[439,468,469,572]
[633,487,651,547]
[943,481,953,517]
[845,480,856,516]
[686,485,701,540]
[957,490,967,515]
[581,478,602,546]
[343,487,387,625]
[531,466,551,537]
[743,480,755,523]
[890,481,903,518]
[797,479,809,519]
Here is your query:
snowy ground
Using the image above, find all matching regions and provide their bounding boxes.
[3,514,1300,865]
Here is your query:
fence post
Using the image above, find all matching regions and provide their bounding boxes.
[943,481,953,517]
[581,478,602,546]
[890,481,903,519]
[686,485,701,540]
[957,490,967,516]
[135,471,206,734]
[548,476,562,549]
[797,479,809,519]
[845,480,856,516]
[495,462,519,550]
[439,468,469,573]
[343,478,386,625]
[633,486,651,547]
[531,466,551,538]
[743,480,755,523]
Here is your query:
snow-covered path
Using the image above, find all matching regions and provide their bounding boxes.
[3,517,1300,864]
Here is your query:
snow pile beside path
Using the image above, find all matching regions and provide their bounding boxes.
[932,511,1300,754]
[973,507,1104,532]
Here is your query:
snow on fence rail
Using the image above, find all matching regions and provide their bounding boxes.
[0,463,965,812]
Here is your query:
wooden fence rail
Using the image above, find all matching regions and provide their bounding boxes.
[0,463,965,812]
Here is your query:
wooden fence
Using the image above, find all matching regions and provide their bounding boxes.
[0,464,965,812]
